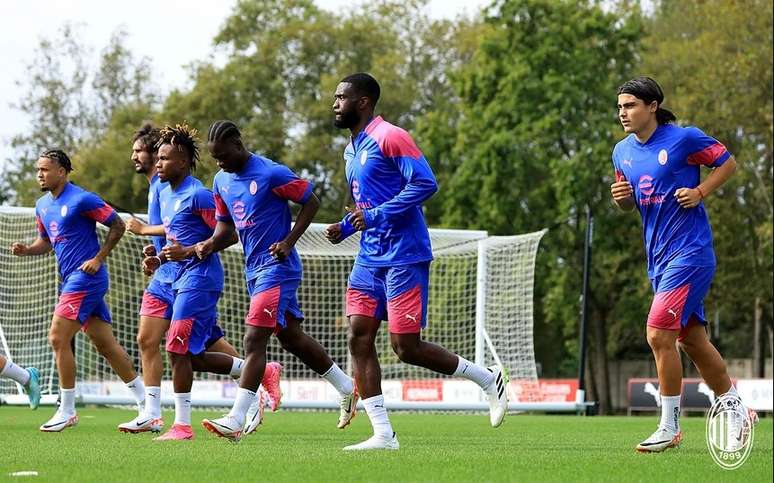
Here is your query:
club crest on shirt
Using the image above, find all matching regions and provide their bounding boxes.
[658,149,668,165]
[360,151,368,166]
[249,180,258,195]
[60,205,68,217]
[174,199,182,212]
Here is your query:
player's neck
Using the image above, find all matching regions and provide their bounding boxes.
[50,181,68,199]
[349,112,375,138]
[145,168,158,184]
[169,173,188,191]
[634,120,659,144]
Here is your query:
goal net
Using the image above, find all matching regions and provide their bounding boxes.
[0,206,562,411]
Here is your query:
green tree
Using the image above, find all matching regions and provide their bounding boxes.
[424,0,645,413]
[643,0,773,364]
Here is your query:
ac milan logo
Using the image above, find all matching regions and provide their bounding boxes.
[60,205,68,217]
[658,149,668,165]
[249,180,258,195]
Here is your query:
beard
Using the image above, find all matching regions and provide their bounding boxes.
[334,110,360,129]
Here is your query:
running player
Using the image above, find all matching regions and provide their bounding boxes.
[12,149,146,432]
[610,76,756,452]
[325,73,508,450]
[0,355,41,409]
[119,123,280,435]
[198,120,356,443]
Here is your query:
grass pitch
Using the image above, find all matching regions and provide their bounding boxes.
[0,406,771,482]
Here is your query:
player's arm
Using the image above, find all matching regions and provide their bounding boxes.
[270,193,320,260]
[675,156,737,209]
[324,213,357,244]
[79,216,125,274]
[195,219,238,259]
[126,218,165,236]
[11,237,52,256]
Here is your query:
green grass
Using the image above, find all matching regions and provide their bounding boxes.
[0,406,771,482]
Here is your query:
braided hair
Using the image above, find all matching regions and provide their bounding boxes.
[207,120,241,144]
[156,122,200,169]
[40,149,73,173]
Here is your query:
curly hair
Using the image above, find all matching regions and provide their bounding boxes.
[132,122,161,153]
[156,122,200,169]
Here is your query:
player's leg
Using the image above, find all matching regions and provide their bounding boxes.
[202,325,273,442]
[83,316,145,414]
[155,290,220,441]
[118,314,169,433]
[678,319,731,394]
[40,315,81,432]
[0,354,41,409]
[386,263,506,427]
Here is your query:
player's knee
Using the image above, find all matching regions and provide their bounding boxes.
[646,330,676,353]
[48,331,69,351]
[391,340,420,365]
[243,331,266,354]
[347,331,372,356]
[137,332,159,354]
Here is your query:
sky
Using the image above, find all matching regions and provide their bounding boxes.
[0,0,488,173]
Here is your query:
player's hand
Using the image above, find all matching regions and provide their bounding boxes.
[142,256,161,276]
[269,240,292,261]
[194,240,213,259]
[11,242,28,256]
[126,217,146,235]
[324,223,342,244]
[610,180,634,202]
[346,206,366,231]
[143,244,157,257]
[161,241,191,261]
[674,187,702,209]
[79,257,103,275]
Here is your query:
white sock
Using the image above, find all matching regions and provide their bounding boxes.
[60,387,76,414]
[362,394,393,439]
[145,386,162,418]
[0,360,30,386]
[321,363,354,396]
[722,384,739,398]
[230,357,245,379]
[659,395,681,432]
[228,387,256,425]
[173,392,192,426]
[452,356,494,389]
[125,376,145,409]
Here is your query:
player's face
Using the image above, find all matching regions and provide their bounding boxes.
[36,157,66,192]
[156,143,188,183]
[617,94,657,134]
[333,82,361,129]
[208,139,243,173]
[131,140,156,174]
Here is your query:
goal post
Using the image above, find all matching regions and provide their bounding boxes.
[0,206,583,412]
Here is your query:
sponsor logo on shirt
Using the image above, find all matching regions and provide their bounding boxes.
[638,175,665,206]
[351,180,361,201]
[48,220,59,237]
[232,201,246,220]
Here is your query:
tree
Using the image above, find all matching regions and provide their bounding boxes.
[643,0,773,364]
[422,0,645,413]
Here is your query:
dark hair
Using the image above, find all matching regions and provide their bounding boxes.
[207,120,241,144]
[40,149,73,173]
[132,122,161,153]
[157,122,200,169]
[340,72,381,106]
[618,76,676,124]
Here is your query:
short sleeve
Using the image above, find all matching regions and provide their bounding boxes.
[35,209,49,240]
[212,176,232,223]
[80,192,117,225]
[192,187,217,229]
[684,127,731,168]
[269,164,313,203]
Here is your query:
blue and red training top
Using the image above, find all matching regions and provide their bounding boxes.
[35,182,117,280]
[213,153,313,284]
[338,116,437,267]
[159,175,222,292]
[611,123,731,278]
